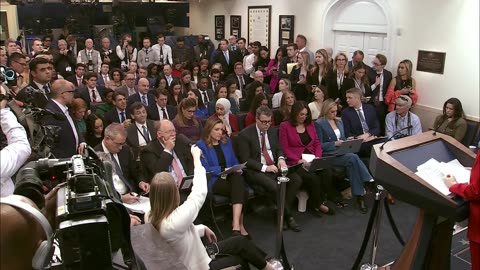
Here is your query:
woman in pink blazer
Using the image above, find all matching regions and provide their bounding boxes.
[279,101,337,217]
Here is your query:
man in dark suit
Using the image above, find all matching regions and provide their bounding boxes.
[147,88,177,121]
[237,106,302,231]
[140,119,193,184]
[16,57,52,109]
[95,122,149,204]
[43,79,85,158]
[368,54,393,135]
[213,39,234,76]
[103,91,131,128]
[116,72,138,97]
[127,78,155,109]
[226,62,251,97]
[161,64,179,87]
[65,63,86,89]
[53,38,76,78]
[76,72,105,105]
[197,76,215,105]
[126,102,157,161]
[97,63,111,87]
[207,68,222,91]
[246,70,271,94]
[231,37,248,65]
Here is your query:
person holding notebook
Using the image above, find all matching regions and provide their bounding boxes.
[315,99,374,214]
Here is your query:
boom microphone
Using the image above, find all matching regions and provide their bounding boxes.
[380,125,413,150]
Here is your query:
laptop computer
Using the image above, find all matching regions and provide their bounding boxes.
[331,138,364,155]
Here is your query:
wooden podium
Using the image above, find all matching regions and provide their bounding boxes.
[369,131,475,270]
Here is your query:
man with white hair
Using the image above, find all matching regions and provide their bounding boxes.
[77,38,102,73]
[385,95,422,139]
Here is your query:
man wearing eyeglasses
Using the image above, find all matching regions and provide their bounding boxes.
[8,52,28,90]
[368,54,392,135]
[43,79,86,158]
[140,119,193,185]
[237,106,303,232]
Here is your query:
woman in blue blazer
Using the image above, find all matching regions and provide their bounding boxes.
[196,117,249,237]
[314,99,374,214]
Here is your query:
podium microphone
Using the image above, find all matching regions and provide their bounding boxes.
[380,125,413,150]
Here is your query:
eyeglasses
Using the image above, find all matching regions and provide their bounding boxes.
[336,58,346,62]
[12,60,27,67]
[257,119,272,125]
[398,96,409,102]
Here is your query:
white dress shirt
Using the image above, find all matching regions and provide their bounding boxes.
[52,99,79,147]
[101,141,128,195]
[135,121,150,146]
[152,43,173,65]
[256,126,274,172]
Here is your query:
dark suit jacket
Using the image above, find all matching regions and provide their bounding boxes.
[147,104,177,121]
[126,120,157,160]
[226,73,252,97]
[127,93,156,109]
[367,69,393,101]
[198,89,214,104]
[103,108,132,128]
[213,49,234,75]
[65,75,82,88]
[340,104,381,138]
[96,73,110,87]
[116,85,137,97]
[237,125,283,172]
[325,70,355,108]
[44,99,84,158]
[140,134,193,183]
[16,82,50,108]
[76,86,106,105]
[231,49,247,65]
[94,143,138,193]
[53,50,76,78]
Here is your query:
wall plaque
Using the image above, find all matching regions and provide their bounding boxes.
[416,50,446,74]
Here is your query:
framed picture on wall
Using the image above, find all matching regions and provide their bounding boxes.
[230,15,241,37]
[214,15,225,40]
[279,15,294,46]
[248,6,271,49]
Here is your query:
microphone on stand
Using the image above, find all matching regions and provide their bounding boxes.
[380,125,413,150]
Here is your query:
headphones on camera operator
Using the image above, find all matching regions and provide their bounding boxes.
[0,196,54,270]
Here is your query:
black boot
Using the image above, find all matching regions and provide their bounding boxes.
[356,196,368,214]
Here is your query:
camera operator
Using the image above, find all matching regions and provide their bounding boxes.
[44,79,86,158]
[16,57,52,109]
[0,84,31,197]
[53,39,76,79]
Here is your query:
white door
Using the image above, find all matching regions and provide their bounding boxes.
[333,31,388,65]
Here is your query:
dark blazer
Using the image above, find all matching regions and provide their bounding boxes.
[213,49,234,75]
[198,89,215,104]
[340,104,381,138]
[96,73,110,87]
[126,120,157,160]
[147,104,177,121]
[226,73,252,97]
[53,50,76,78]
[44,99,84,158]
[65,75,82,88]
[278,121,322,166]
[140,134,193,183]
[326,70,355,108]
[314,118,347,154]
[76,86,106,105]
[16,82,50,108]
[196,137,240,190]
[307,68,329,87]
[127,93,156,109]
[231,49,248,65]
[94,143,138,193]
[368,69,393,101]
[237,125,283,171]
[289,66,312,101]
[103,108,132,128]
[116,85,137,97]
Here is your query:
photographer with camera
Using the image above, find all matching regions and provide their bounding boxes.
[53,39,76,79]
[0,84,31,197]
[385,95,422,139]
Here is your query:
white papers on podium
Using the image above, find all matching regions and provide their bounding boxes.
[124,196,151,214]
[415,158,471,196]
[219,162,247,176]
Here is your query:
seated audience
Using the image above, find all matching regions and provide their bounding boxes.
[70,98,89,138]
[196,118,250,237]
[77,72,105,105]
[140,119,193,184]
[180,70,197,96]
[127,78,155,109]
[245,93,272,127]
[95,88,115,117]
[308,86,326,120]
[148,88,177,121]
[385,95,422,139]
[126,102,157,161]
[433,98,467,142]
[85,114,104,147]
[274,90,296,125]
[173,98,203,141]
[279,101,336,217]
[95,123,149,203]
[208,84,239,115]
[209,98,239,136]
[145,146,275,270]
[272,78,291,109]
[197,76,215,107]
[385,59,418,112]
[226,80,242,108]
[238,106,302,231]
[315,99,374,213]
[244,81,264,109]
[103,91,132,128]
[146,63,159,89]
[187,89,209,118]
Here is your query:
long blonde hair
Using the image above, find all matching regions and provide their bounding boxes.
[148,172,180,230]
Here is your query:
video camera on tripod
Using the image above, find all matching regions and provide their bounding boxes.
[14,150,141,269]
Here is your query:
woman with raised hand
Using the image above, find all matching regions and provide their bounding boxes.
[196,118,250,238]
[146,145,275,270]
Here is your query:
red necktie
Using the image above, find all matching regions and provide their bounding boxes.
[261,132,274,166]
[172,157,183,186]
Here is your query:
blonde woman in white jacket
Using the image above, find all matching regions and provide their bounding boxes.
[145,145,275,270]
